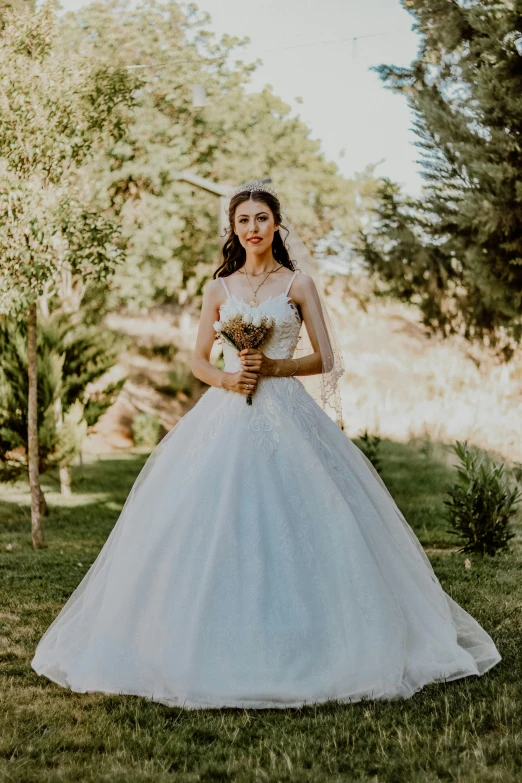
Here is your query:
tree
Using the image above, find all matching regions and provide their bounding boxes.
[0,3,136,546]
[0,312,125,489]
[58,0,378,310]
[363,0,522,355]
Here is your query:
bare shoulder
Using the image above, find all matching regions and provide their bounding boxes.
[203,276,227,307]
[291,272,317,303]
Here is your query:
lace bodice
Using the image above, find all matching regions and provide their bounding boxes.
[218,277,302,373]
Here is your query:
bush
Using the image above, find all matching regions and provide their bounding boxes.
[444,441,520,555]
[358,430,382,474]
[131,413,161,448]
[0,312,124,479]
[136,342,179,362]
[159,365,193,398]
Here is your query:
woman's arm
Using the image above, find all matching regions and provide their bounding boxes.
[240,274,325,378]
[191,279,261,396]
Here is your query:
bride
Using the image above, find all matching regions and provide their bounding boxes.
[32,181,501,709]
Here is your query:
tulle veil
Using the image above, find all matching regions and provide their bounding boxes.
[282,220,345,427]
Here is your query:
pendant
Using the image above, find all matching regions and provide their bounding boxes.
[250,297,258,307]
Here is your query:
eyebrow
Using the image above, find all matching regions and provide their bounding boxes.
[237,211,269,218]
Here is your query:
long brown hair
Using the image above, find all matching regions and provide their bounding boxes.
[213,190,295,278]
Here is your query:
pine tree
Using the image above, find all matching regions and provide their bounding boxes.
[363,0,522,354]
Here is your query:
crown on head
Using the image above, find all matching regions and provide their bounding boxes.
[232,179,278,199]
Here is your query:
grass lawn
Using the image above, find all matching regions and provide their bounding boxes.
[1,439,521,783]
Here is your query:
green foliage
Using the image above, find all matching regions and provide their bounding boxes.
[0,0,34,30]
[0,2,137,316]
[364,1,522,352]
[51,401,88,471]
[57,0,379,310]
[161,366,193,398]
[131,412,161,448]
[361,180,458,336]
[358,429,382,474]
[0,318,57,477]
[444,441,520,556]
[136,342,179,362]
[42,311,125,427]
[0,311,124,477]
[82,380,125,429]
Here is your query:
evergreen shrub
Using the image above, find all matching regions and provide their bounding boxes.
[358,430,382,474]
[444,441,520,555]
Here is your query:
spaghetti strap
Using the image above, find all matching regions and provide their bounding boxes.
[219,277,231,299]
[285,271,299,297]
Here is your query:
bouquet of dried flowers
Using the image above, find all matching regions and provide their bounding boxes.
[214,306,274,405]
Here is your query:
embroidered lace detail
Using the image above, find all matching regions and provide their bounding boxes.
[210,294,302,459]
[212,296,359,494]
[219,293,302,368]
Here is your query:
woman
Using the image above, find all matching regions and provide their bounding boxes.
[32,182,501,709]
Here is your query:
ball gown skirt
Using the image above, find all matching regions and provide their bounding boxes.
[31,281,501,709]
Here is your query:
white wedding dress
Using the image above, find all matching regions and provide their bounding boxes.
[32,274,501,709]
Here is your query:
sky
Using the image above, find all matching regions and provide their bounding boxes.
[59,0,423,194]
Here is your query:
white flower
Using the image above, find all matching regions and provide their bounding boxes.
[213,321,222,332]
[243,311,253,324]
[252,313,262,327]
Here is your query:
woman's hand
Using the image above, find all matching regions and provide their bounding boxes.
[239,348,274,376]
[222,367,260,396]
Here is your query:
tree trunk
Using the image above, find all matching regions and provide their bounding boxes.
[39,487,49,517]
[59,464,72,496]
[27,302,45,549]
[54,396,72,496]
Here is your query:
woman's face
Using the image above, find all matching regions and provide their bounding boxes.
[233,198,278,254]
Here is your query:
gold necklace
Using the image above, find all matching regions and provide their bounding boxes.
[242,264,280,307]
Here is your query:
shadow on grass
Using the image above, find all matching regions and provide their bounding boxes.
[0,454,148,540]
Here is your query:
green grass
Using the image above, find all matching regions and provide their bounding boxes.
[1,440,521,783]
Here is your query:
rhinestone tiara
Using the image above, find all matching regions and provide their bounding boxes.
[232,179,278,199]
